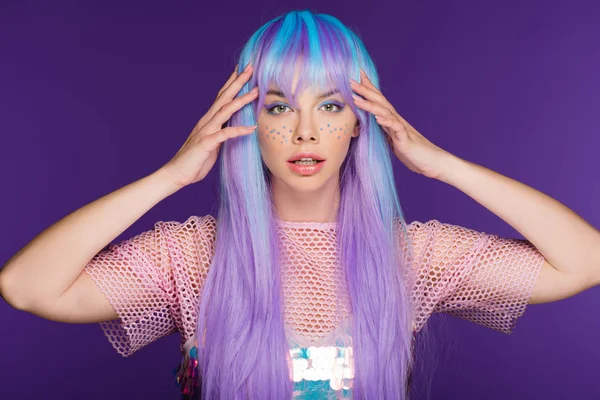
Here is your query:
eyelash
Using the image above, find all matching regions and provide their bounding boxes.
[265,102,345,115]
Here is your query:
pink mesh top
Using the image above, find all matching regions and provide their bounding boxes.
[84,214,545,399]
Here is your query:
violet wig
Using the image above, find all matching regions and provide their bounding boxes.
[196,9,421,399]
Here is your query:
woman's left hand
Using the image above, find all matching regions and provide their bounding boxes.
[350,69,453,180]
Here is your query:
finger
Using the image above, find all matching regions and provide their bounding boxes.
[382,124,395,148]
[216,62,253,102]
[216,64,242,99]
[376,116,406,141]
[350,79,394,112]
[200,125,256,152]
[352,95,394,119]
[193,64,242,133]
[359,69,381,94]
[198,63,254,133]
[202,88,259,134]
[373,116,397,147]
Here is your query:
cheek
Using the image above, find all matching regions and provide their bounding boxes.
[320,122,353,140]
[258,121,354,145]
[258,124,293,145]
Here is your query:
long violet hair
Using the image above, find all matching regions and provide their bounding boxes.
[196,9,419,399]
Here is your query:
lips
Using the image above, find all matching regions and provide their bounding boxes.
[287,152,326,162]
[287,159,327,176]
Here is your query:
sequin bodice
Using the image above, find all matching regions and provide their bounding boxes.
[173,317,417,399]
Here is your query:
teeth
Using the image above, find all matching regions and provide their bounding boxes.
[289,156,324,165]
[294,160,318,165]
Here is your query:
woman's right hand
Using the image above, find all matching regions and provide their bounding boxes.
[161,63,258,188]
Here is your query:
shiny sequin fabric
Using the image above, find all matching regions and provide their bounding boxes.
[286,317,357,398]
[84,214,544,399]
[171,318,417,400]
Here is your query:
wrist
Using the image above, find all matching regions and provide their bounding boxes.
[150,168,186,194]
[437,152,467,185]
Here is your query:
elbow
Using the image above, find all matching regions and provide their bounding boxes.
[0,270,33,312]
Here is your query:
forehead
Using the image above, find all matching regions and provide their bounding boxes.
[266,85,341,99]
[262,55,344,97]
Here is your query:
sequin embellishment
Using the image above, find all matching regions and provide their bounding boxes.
[173,331,417,399]
[288,338,354,399]
[173,345,199,400]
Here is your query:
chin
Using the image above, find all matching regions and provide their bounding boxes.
[270,171,329,191]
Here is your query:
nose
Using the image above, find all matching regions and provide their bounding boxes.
[291,118,320,144]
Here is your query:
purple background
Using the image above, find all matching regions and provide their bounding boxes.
[1,1,599,398]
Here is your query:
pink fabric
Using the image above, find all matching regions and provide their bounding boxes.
[84,214,545,358]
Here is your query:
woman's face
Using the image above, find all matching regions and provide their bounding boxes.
[256,79,359,192]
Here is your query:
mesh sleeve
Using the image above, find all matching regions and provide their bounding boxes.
[407,219,545,334]
[83,214,216,357]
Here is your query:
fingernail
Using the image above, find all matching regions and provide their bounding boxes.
[250,87,259,93]
[244,63,251,72]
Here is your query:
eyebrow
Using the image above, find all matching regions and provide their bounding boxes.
[266,88,340,99]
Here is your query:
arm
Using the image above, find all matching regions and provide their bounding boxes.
[348,69,600,303]
[438,155,600,304]
[0,168,182,317]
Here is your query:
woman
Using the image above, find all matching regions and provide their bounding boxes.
[2,9,599,400]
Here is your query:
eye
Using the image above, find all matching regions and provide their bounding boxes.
[265,101,345,115]
[321,102,344,113]
[266,104,291,115]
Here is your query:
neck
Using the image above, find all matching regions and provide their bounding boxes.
[271,175,340,223]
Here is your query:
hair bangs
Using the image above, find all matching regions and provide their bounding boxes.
[251,13,358,111]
